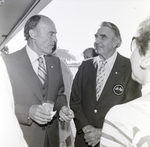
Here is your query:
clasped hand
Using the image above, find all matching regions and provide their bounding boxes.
[59,106,74,122]
[29,105,56,125]
[83,125,102,147]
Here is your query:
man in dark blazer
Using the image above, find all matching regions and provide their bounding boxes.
[70,22,141,147]
[4,15,74,147]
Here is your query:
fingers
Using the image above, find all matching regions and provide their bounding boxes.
[68,109,74,118]
[59,107,74,122]
[88,141,97,147]
[59,109,71,122]
[84,134,98,147]
[84,130,100,147]
[29,105,52,124]
[33,114,51,125]
[83,125,94,134]
[30,105,74,124]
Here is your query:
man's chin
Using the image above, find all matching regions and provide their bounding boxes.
[131,73,136,80]
[47,51,53,55]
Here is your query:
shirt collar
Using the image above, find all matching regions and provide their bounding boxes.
[26,45,40,64]
[93,51,117,68]
[106,51,117,69]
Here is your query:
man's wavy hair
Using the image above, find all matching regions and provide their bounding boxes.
[136,17,150,56]
[100,21,122,48]
[24,15,41,40]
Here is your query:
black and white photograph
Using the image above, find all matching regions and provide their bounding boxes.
[0,0,150,147]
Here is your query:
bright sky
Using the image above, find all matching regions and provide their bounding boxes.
[7,0,150,62]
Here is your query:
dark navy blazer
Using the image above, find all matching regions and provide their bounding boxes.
[70,53,141,147]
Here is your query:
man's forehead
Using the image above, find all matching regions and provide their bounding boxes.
[37,20,57,32]
[96,26,114,35]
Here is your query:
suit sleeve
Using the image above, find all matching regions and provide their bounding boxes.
[54,58,68,112]
[70,62,90,132]
[3,56,32,125]
[60,59,73,105]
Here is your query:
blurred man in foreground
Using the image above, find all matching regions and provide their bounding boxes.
[0,56,28,147]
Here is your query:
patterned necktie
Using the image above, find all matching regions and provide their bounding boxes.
[37,57,47,85]
[96,60,107,101]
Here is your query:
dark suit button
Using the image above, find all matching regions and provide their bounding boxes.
[42,127,45,131]
[43,87,45,90]
[43,95,45,97]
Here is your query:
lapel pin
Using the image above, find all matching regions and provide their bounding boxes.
[115,72,118,74]
[51,66,54,68]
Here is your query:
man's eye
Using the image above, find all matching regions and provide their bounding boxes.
[101,35,106,39]
[49,33,53,36]
[48,32,54,37]
[94,34,98,39]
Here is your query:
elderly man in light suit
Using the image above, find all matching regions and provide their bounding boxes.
[4,15,74,147]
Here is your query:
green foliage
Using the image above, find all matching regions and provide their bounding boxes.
[0,46,9,57]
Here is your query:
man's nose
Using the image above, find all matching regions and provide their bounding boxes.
[52,34,57,42]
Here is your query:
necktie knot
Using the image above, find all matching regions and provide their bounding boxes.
[101,60,107,68]
[38,57,44,64]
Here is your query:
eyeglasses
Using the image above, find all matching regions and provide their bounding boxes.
[130,37,138,52]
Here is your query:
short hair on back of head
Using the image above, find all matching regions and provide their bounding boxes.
[24,15,41,40]
[136,16,150,56]
[101,21,122,48]
[83,47,97,57]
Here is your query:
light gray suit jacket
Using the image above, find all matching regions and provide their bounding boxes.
[4,47,67,147]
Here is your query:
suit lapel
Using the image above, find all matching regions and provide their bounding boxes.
[15,48,43,102]
[87,59,97,103]
[97,53,126,102]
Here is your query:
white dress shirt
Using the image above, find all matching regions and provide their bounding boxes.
[26,45,46,75]
[93,51,117,94]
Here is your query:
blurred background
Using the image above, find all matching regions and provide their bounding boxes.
[1,0,150,77]
[1,0,150,140]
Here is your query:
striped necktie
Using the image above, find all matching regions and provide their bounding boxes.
[37,57,47,85]
[96,60,107,101]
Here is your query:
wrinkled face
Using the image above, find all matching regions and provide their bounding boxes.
[94,27,116,59]
[130,38,144,84]
[84,50,93,59]
[34,18,57,55]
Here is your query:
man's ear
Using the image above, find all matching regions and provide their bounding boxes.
[29,29,37,39]
[112,37,119,48]
[139,53,150,70]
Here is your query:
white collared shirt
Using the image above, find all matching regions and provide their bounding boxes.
[26,45,47,75]
[93,52,117,94]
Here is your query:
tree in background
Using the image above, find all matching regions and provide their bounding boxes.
[0,46,9,57]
